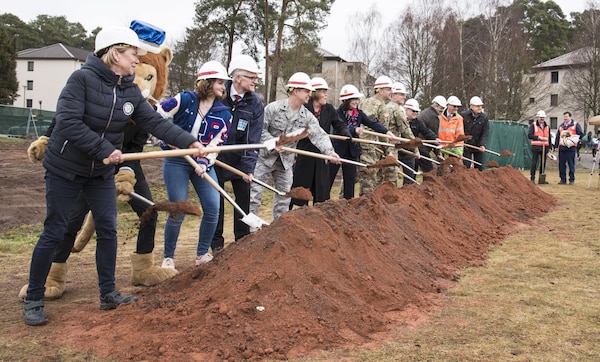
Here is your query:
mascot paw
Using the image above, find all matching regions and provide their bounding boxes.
[130,253,178,286]
[27,136,49,163]
[17,262,68,300]
[115,168,137,201]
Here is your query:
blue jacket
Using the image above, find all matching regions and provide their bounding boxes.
[158,90,231,167]
[44,53,196,180]
[332,107,387,159]
[216,82,264,180]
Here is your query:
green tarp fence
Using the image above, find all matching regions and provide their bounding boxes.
[0,105,55,138]
[484,120,532,170]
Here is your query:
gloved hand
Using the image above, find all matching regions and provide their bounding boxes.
[561,131,572,137]
[27,136,49,163]
[115,167,137,202]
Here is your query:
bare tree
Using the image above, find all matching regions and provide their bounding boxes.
[380,0,444,104]
[565,5,600,125]
[347,4,385,90]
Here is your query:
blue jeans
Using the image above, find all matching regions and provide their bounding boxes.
[558,148,576,182]
[27,171,118,301]
[163,157,219,258]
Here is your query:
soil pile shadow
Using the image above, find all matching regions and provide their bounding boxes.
[56,166,556,361]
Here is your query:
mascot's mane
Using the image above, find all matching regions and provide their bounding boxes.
[137,47,173,104]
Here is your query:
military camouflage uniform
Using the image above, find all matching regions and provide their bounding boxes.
[384,101,415,184]
[360,95,390,194]
[250,99,335,222]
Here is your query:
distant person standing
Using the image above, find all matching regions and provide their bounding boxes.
[554,111,583,184]
[211,55,264,253]
[527,110,551,184]
[461,96,489,170]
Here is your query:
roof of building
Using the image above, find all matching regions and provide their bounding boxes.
[533,47,589,69]
[317,47,346,62]
[17,43,90,61]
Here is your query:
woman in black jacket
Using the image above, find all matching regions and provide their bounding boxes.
[23,26,204,326]
[329,84,391,199]
[290,77,351,207]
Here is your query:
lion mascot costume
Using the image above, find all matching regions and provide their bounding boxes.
[19,21,177,300]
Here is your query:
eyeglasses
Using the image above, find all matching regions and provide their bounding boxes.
[240,74,259,82]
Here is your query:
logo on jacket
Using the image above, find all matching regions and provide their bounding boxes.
[123,102,134,116]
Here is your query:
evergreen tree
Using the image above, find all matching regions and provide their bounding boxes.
[0,26,18,104]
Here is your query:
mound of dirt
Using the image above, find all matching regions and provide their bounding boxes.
[52,165,555,361]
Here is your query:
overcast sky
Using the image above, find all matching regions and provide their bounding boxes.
[2,0,590,60]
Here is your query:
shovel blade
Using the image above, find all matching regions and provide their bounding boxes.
[538,174,547,184]
[241,213,269,229]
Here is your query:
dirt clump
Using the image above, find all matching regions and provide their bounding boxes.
[48,165,555,361]
[368,155,398,168]
[140,200,203,226]
[286,186,313,201]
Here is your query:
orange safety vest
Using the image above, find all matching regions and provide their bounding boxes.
[438,111,464,145]
[531,122,550,146]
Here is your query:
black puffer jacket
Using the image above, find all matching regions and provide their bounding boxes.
[460,109,489,147]
[44,53,196,180]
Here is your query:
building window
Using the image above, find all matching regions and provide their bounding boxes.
[27,80,33,90]
[529,76,535,83]
[314,63,322,73]
[27,61,34,71]
[26,99,33,108]
[551,71,558,83]
[529,97,535,104]
[550,94,558,106]
[346,65,353,73]
[550,117,557,129]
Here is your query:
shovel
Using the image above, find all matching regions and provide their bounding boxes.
[538,142,548,184]
[329,134,395,147]
[102,144,269,164]
[279,146,368,167]
[439,148,482,166]
[360,129,440,150]
[397,148,441,165]
[184,156,269,229]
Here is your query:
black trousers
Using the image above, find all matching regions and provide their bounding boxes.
[212,177,251,250]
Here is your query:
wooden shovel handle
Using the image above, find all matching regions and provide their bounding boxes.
[462,143,501,156]
[280,146,368,167]
[360,128,410,142]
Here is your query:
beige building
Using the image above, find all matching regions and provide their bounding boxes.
[521,48,586,131]
[313,48,374,104]
[14,43,89,112]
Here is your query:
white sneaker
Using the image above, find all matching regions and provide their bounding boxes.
[161,257,175,269]
[195,253,213,265]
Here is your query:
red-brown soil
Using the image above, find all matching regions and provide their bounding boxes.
[0,138,556,361]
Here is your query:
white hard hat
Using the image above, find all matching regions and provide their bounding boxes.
[392,82,406,94]
[374,76,393,89]
[228,54,261,75]
[339,84,364,100]
[197,61,231,81]
[404,98,421,112]
[432,95,447,108]
[311,77,329,90]
[470,96,484,106]
[287,72,315,91]
[95,26,147,56]
[447,96,462,107]
[535,110,547,118]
